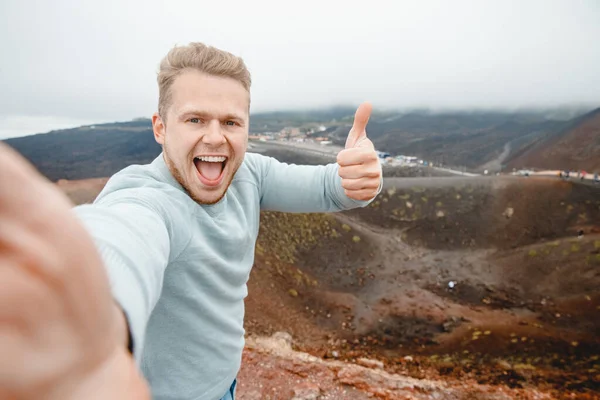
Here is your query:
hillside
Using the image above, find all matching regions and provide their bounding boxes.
[57,172,600,398]
[323,111,573,171]
[507,107,600,173]
[3,108,594,181]
[3,119,161,181]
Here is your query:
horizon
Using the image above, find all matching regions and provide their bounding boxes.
[1,0,599,140]
[1,102,598,141]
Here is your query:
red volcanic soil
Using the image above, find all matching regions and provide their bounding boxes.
[59,174,600,399]
[508,108,600,173]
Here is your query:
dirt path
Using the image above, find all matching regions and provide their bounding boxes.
[479,142,512,172]
[302,209,600,397]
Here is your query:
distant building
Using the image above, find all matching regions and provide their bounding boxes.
[249,134,272,141]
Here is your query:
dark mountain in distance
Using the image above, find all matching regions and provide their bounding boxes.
[2,106,599,181]
[248,107,596,171]
[324,111,576,170]
[506,107,600,173]
[3,119,161,181]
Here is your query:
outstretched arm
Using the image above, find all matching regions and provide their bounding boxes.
[259,102,382,212]
[0,143,150,399]
[74,192,171,360]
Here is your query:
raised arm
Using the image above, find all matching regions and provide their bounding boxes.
[259,102,382,212]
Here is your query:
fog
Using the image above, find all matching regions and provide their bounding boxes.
[1,0,599,138]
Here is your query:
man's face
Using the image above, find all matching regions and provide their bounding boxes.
[152,70,249,204]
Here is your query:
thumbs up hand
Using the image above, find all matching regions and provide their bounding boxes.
[336,102,382,201]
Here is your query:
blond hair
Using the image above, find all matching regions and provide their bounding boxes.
[157,42,251,119]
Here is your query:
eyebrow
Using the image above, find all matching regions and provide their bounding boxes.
[177,109,245,122]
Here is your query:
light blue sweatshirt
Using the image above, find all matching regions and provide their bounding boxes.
[74,152,378,400]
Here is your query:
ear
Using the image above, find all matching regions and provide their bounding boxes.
[152,113,166,145]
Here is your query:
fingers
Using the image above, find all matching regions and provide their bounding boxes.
[0,142,46,189]
[0,258,45,326]
[338,164,381,180]
[0,258,56,392]
[345,102,372,149]
[0,145,139,400]
[343,188,378,201]
[341,177,381,191]
[0,215,65,292]
[0,143,73,225]
[352,102,372,133]
[337,145,377,167]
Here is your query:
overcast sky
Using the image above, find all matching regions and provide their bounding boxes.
[1,0,599,139]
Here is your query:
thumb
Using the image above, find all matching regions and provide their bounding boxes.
[345,102,372,149]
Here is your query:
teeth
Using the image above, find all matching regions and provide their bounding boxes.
[196,156,226,163]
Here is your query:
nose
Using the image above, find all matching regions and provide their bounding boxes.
[201,120,226,146]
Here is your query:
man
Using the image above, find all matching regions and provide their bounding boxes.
[0,42,382,399]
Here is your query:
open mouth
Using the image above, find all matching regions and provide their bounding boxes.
[193,155,228,186]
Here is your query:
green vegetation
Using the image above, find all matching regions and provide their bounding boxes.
[528,249,538,257]
[586,254,600,265]
[256,212,338,264]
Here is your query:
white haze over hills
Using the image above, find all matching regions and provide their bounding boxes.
[1,0,599,139]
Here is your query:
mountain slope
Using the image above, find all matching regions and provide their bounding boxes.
[507,107,600,172]
[3,119,161,181]
[2,108,595,181]
[326,112,571,170]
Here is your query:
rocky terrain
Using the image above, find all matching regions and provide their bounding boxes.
[242,175,599,399]
[52,144,600,399]
[5,115,599,398]
[236,332,556,399]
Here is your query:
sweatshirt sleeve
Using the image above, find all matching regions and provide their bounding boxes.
[256,154,382,213]
[73,197,171,361]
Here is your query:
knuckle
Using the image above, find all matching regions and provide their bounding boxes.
[337,149,352,165]
[338,166,347,178]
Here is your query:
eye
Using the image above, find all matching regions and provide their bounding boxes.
[225,121,236,126]
[189,118,200,124]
